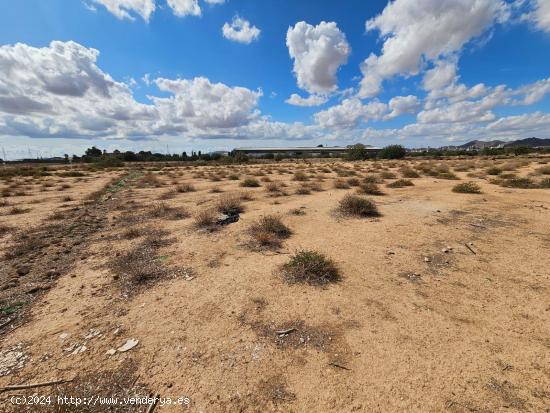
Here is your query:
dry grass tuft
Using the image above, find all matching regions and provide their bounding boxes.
[176,183,195,193]
[357,182,384,195]
[452,182,482,194]
[240,178,261,187]
[216,195,244,215]
[338,194,380,217]
[249,215,292,249]
[386,179,414,188]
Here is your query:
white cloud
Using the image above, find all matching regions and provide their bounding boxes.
[528,0,550,32]
[153,77,262,129]
[314,98,387,129]
[167,0,201,17]
[222,17,261,44]
[0,41,263,140]
[516,77,550,104]
[359,0,510,97]
[286,21,350,95]
[385,95,421,119]
[91,0,155,21]
[204,0,225,4]
[422,59,458,91]
[285,93,328,107]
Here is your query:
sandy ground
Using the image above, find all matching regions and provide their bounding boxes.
[0,157,549,412]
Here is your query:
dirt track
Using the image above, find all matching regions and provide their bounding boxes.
[0,158,549,412]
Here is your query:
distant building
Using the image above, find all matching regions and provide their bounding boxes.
[232,145,381,157]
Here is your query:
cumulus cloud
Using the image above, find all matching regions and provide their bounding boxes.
[153,77,262,129]
[0,41,263,139]
[286,21,350,95]
[204,0,225,4]
[422,59,458,91]
[385,95,421,119]
[91,0,155,21]
[222,17,261,44]
[359,0,510,97]
[314,98,387,129]
[285,93,328,107]
[419,76,550,124]
[167,0,201,17]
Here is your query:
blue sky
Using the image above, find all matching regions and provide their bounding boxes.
[0,0,549,158]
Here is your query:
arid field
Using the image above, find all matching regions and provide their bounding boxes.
[0,156,549,412]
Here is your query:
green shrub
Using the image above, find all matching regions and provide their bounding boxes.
[378,145,406,160]
[281,250,340,285]
[452,182,482,194]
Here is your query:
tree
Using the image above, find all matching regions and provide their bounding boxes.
[85,146,102,157]
[346,144,370,161]
[378,144,406,159]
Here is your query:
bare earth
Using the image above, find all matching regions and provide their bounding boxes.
[0,157,549,412]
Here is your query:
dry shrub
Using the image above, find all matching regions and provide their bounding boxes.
[535,165,550,175]
[380,171,397,180]
[241,178,261,187]
[292,171,309,181]
[228,174,240,180]
[7,206,30,215]
[148,202,189,220]
[338,194,380,217]
[452,182,482,194]
[216,194,244,215]
[499,177,536,189]
[137,172,162,187]
[249,215,292,249]
[0,224,13,237]
[357,182,384,195]
[176,183,195,193]
[281,250,340,285]
[295,185,311,195]
[194,208,217,229]
[400,167,420,178]
[346,178,360,186]
[333,179,350,189]
[387,179,414,188]
[289,208,306,216]
[486,166,502,175]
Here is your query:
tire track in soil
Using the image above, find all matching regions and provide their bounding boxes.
[0,173,128,337]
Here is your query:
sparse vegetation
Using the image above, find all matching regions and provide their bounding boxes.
[452,182,482,194]
[249,215,291,249]
[216,195,244,215]
[281,250,340,285]
[338,194,380,217]
[386,179,414,188]
[176,183,195,193]
[357,182,384,195]
[240,178,261,187]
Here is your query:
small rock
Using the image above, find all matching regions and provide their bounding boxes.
[106,349,116,356]
[117,339,139,353]
[16,267,30,276]
[387,251,395,255]
[424,257,431,263]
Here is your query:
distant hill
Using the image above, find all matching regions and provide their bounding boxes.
[457,140,505,149]
[457,137,550,149]
[503,137,550,148]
